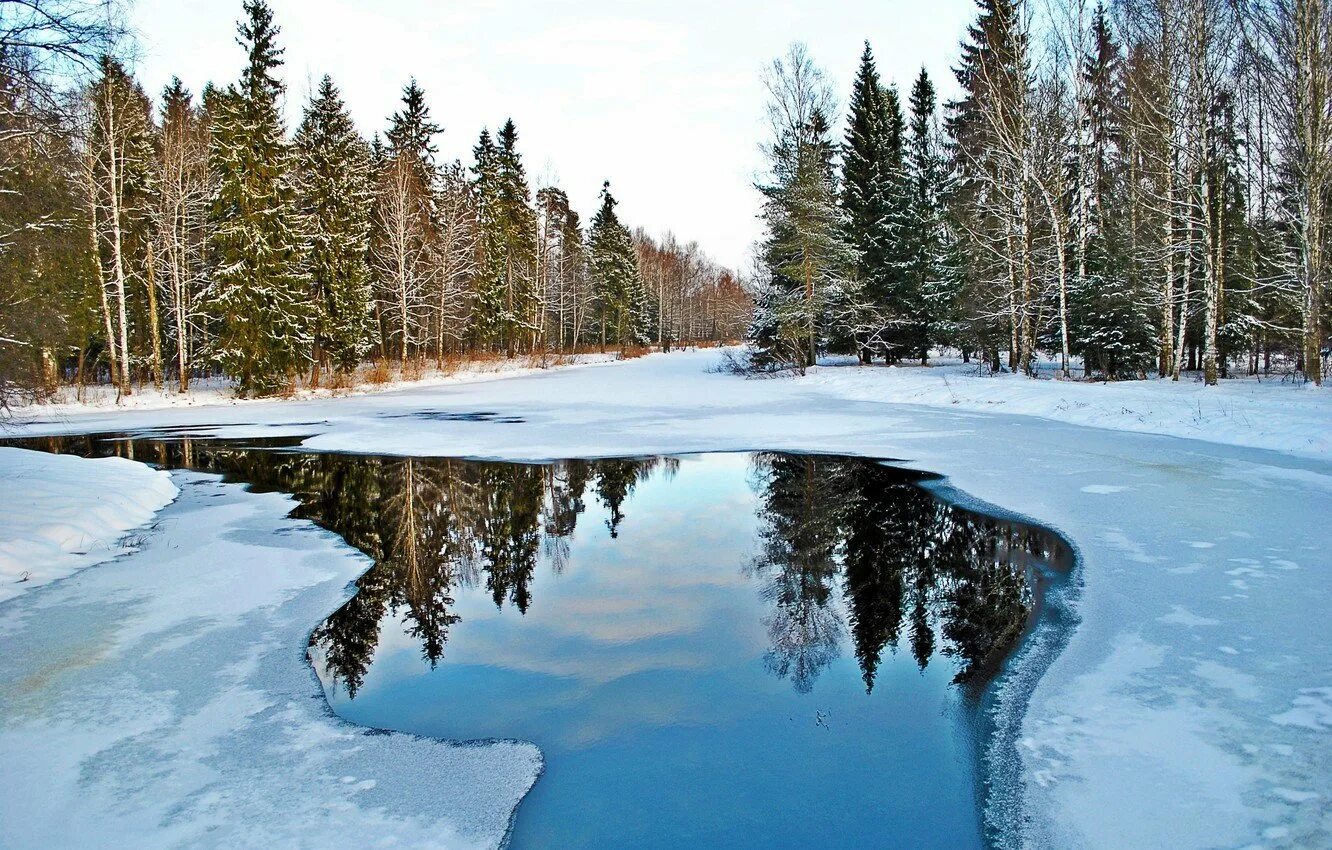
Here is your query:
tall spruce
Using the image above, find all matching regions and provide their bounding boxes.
[208,0,309,396]
[902,67,958,362]
[588,181,647,349]
[841,42,907,360]
[470,128,505,347]
[1068,6,1156,377]
[494,119,537,354]
[385,79,440,175]
[947,0,1032,371]
[295,74,374,378]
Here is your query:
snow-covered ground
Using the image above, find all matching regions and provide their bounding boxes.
[2,348,1329,848]
[0,471,541,850]
[0,447,177,603]
[14,348,1328,461]
[803,356,1332,461]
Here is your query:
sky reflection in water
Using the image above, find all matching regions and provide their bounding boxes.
[297,451,1067,849]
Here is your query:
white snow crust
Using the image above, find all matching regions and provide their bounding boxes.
[0,446,178,603]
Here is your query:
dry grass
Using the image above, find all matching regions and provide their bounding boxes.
[399,359,424,382]
[616,345,651,360]
[325,370,355,394]
[364,360,393,385]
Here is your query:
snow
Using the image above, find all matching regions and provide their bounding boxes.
[2,347,1329,849]
[800,356,1332,461]
[0,447,177,603]
[0,471,541,850]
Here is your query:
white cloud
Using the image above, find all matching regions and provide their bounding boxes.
[127,0,975,270]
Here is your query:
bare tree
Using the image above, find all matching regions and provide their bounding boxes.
[371,151,434,363]
[83,54,153,397]
[154,79,210,391]
[433,160,477,362]
[1256,0,1332,384]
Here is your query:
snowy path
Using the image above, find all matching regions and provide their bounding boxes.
[0,472,541,850]
[4,349,1329,848]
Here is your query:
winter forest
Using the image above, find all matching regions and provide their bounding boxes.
[3,0,1329,405]
[751,0,1332,386]
[0,0,750,400]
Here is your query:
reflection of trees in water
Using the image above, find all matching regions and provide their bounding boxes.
[15,436,1065,701]
[296,455,663,697]
[749,454,846,694]
[749,453,1064,695]
[23,437,660,699]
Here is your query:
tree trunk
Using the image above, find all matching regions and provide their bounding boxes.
[145,242,164,390]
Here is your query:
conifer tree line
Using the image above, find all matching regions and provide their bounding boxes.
[751,0,1332,385]
[0,0,751,400]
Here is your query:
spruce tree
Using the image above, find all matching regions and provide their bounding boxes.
[493,119,537,354]
[208,0,310,396]
[947,0,1028,370]
[295,74,374,377]
[842,42,892,267]
[841,42,904,360]
[470,128,506,347]
[1068,4,1157,378]
[588,181,646,349]
[902,67,958,362]
[385,78,440,174]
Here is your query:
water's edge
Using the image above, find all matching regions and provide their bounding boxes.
[917,476,1083,849]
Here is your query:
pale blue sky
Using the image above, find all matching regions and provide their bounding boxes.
[127,0,976,270]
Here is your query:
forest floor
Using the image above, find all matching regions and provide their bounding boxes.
[1,347,1329,848]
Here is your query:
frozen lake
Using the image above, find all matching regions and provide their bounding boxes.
[5,350,1328,848]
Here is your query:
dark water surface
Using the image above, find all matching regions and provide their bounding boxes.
[13,435,1071,849]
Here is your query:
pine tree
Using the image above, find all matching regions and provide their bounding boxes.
[588,181,646,349]
[296,74,374,378]
[208,0,310,396]
[947,0,1031,371]
[841,42,902,360]
[385,78,440,175]
[1067,5,1156,378]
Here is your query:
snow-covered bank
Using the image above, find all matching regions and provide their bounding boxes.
[800,358,1332,461]
[12,348,1329,462]
[0,447,177,604]
[0,472,541,849]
